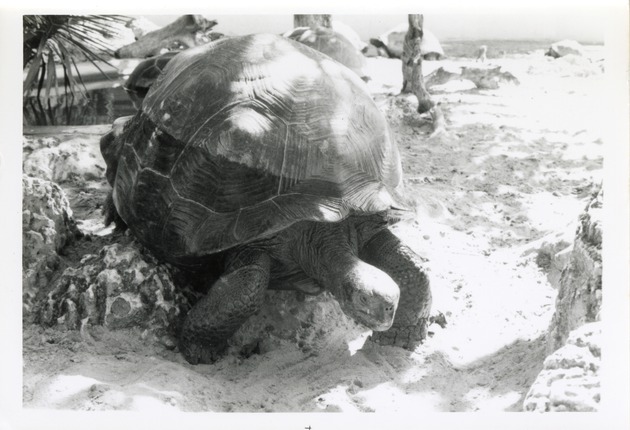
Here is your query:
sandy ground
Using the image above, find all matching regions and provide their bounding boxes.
[19,46,606,420]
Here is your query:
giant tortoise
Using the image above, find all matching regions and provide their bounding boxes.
[123,51,179,110]
[284,26,369,81]
[370,24,445,61]
[101,34,431,364]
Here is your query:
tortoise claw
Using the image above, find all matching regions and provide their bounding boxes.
[369,317,428,350]
[359,228,432,352]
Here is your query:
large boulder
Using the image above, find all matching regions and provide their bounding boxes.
[23,175,81,319]
[524,322,601,412]
[36,239,196,348]
[547,187,602,353]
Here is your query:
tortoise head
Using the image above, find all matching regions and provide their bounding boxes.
[335,261,400,331]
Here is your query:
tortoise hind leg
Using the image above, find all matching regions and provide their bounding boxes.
[103,190,127,231]
[359,228,431,350]
[179,248,270,364]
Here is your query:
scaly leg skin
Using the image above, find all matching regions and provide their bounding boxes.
[179,249,270,364]
[359,228,431,350]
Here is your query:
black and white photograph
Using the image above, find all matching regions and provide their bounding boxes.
[2,0,629,428]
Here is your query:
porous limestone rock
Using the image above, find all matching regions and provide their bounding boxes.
[22,175,81,318]
[37,240,196,348]
[524,187,603,412]
[524,322,601,412]
[547,187,602,353]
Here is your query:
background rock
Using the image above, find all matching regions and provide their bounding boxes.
[546,40,585,58]
[23,134,106,184]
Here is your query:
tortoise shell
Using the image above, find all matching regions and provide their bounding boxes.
[284,27,368,79]
[106,34,405,265]
[124,51,179,109]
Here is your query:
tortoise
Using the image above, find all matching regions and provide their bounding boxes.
[284,26,369,81]
[123,31,225,110]
[100,34,431,365]
[123,51,180,110]
[369,24,445,61]
[331,20,367,53]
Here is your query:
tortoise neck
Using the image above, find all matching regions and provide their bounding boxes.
[288,220,360,296]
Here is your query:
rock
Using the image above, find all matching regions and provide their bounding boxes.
[547,187,602,353]
[22,175,81,319]
[36,240,195,344]
[22,134,106,184]
[534,239,573,288]
[232,289,365,356]
[524,187,603,412]
[524,322,601,412]
[426,66,519,91]
[546,40,585,58]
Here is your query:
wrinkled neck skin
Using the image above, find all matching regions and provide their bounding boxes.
[265,215,399,331]
[268,215,388,288]
[290,219,359,292]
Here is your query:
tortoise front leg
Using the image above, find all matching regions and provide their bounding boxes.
[179,248,270,364]
[359,228,431,350]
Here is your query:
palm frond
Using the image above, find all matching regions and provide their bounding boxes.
[23,14,131,124]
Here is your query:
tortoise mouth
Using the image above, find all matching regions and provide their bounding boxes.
[352,309,394,331]
[340,288,397,331]
[336,263,399,331]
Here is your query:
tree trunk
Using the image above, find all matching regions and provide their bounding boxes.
[401,14,434,114]
[293,14,332,29]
